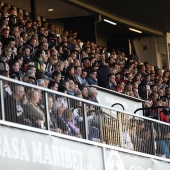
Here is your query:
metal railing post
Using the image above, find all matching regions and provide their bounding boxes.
[45,92,50,131]
[151,122,157,156]
[102,147,106,170]
[0,80,5,120]
[83,102,88,140]
[99,112,103,143]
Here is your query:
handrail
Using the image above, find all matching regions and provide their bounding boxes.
[134,106,169,114]
[111,103,125,110]
[0,75,168,123]
[1,75,170,160]
[89,84,144,102]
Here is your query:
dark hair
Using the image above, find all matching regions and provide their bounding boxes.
[107,73,115,80]
[35,49,44,58]
[58,86,67,93]
[48,80,57,89]
[27,65,36,71]
[14,54,23,61]
[89,69,97,75]
[52,71,61,79]
[66,65,74,75]
[22,46,31,53]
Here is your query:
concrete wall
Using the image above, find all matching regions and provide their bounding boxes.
[133,37,158,66]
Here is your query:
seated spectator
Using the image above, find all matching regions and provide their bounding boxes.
[63,108,82,138]
[34,49,46,71]
[104,73,117,91]
[124,83,133,95]
[65,65,77,83]
[86,69,98,85]
[149,92,159,102]
[61,59,69,78]
[4,85,25,124]
[22,70,37,84]
[68,80,75,96]
[52,71,62,85]
[48,96,61,133]
[24,89,45,128]
[137,126,155,154]
[124,73,134,84]
[39,74,50,87]
[54,104,70,135]
[45,54,58,75]
[48,80,58,91]
[150,100,169,123]
[80,85,89,100]
[1,46,13,62]
[80,69,88,86]
[55,61,64,74]
[117,80,125,93]
[22,46,31,62]
[157,127,170,159]
[37,79,46,88]
[87,106,100,141]
[121,114,134,150]
[9,60,23,80]
[74,66,82,86]
[88,87,98,103]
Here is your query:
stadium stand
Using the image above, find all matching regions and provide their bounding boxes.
[0,2,170,169]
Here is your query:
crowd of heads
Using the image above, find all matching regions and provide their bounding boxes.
[0,4,170,123]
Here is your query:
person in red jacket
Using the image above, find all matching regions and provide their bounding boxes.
[151,100,169,123]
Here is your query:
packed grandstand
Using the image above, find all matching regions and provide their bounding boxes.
[0,2,170,169]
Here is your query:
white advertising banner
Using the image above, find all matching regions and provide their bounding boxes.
[96,88,143,115]
[105,149,170,170]
[0,124,169,170]
[0,126,104,170]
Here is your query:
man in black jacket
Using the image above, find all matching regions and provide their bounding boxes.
[4,85,25,124]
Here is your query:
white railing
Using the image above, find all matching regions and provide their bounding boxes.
[0,75,170,160]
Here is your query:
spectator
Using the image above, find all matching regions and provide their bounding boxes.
[37,79,46,88]
[117,80,125,93]
[104,73,117,91]
[88,87,98,103]
[34,49,46,71]
[80,85,89,100]
[4,85,25,124]
[74,66,82,86]
[52,71,62,85]
[22,46,31,62]
[68,80,75,96]
[9,60,23,80]
[24,89,45,128]
[98,60,113,87]
[86,69,98,85]
[48,80,58,91]
[80,69,88,86]
[1,46,13,62]
[157,127,170,159]
[65,65,77,83]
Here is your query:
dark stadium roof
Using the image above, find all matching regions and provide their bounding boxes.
[4,0,170,36]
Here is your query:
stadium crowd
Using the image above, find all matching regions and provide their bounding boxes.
[0,4,170,158]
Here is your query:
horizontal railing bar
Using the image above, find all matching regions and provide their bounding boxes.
[0,75,170,126]
[90,84,145,102]
[134,106,169,113]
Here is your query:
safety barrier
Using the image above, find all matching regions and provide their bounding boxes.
[0,75,170,159]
